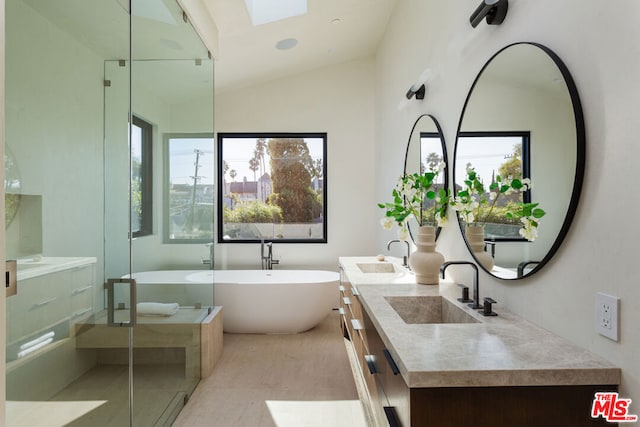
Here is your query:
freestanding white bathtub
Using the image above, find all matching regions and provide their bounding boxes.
[130,269,339,334]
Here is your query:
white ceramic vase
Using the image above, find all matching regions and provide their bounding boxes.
[465,224,494,271]
[409,225,445,285]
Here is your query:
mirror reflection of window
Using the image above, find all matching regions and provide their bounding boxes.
[164,134,214,243]
[456,131,531,241]
[217,133,327,243]
[419,132,446,215]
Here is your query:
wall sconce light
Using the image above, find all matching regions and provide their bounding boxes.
[405,68,433,101]
[469,0,508,28]
[406,84,425,100]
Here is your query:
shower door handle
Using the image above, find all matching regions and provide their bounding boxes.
[104,278,137,327]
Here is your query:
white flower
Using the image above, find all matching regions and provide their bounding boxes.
[519,225,538,241]
[397,226,409,241]
[465,162,473,174]
[519,216,539,241]
[400,182,417,199]
[435,211,448,227]
[489,192,497,201]
[380,217,395,230]
[437,161,446,173]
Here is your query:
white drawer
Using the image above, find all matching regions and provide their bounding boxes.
[8,272,70,343]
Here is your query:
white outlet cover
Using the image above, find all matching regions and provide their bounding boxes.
[595,292,620,341]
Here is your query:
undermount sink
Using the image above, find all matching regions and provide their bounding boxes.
[356,262,396,274]
[385,296,479,324]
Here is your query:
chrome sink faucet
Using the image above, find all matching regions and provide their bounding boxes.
[261,238,280,270]
[387,239,410,268]
[440,261,481,309]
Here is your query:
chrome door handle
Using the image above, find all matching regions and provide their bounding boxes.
[104,278,137,327]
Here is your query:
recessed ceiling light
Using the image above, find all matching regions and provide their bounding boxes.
[276,38,298,50]
[245,0,307,26]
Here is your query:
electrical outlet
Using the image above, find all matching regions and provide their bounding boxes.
[595,292,620,341]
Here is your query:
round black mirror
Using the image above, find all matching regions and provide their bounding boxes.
[403,114,448,243]
[454,42,585,279]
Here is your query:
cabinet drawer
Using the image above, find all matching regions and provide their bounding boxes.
[8,272,70,342]
[69,265,95,325]
[70,284,93,308]
[69,265,94,288]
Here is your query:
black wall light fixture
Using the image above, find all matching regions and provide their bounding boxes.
[470,0,508,28]
[406,84,425,100]
[405,68,433,100]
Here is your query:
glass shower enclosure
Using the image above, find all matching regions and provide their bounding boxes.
[4,0,215,425]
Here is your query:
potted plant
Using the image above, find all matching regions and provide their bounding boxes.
[451,163,546,269]
[378,162,449,284]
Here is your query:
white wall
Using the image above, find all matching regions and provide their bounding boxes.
[376,0,640,405]
[214,57,378,271]
[4,0,105,278]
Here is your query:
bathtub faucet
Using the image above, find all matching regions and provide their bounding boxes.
[261,239,280,270]
[201,242,214,269]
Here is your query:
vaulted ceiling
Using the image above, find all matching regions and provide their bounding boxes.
[202,0,398,92]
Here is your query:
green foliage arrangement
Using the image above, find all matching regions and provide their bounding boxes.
[378,163,449,240]
[450,163,546,241]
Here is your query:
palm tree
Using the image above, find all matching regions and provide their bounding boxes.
[249,157,259,181]
[230,169,237,182]
[222,160,230,195]
[255,138,267,200]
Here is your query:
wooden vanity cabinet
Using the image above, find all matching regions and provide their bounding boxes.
[339,273,387,426]
[360,307,618,427]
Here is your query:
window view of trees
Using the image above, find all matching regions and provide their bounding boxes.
[165,135,214,242]
[420,133,446,217]
[456,132,531,240]
[218,134,327,242]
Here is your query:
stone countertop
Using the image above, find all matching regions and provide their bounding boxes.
[339,256,621,388]
[16,256,97,281]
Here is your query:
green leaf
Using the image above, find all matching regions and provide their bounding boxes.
[532,208,546,218]
[426,190,436,200]
[511,179,523,189]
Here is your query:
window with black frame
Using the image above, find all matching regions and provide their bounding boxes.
[456,131,531,241]
[218,133,327,243]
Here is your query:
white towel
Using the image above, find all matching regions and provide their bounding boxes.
[137,302,179,316]
[20,331,55,351]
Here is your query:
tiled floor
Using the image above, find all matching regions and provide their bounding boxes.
[173,310,367,427]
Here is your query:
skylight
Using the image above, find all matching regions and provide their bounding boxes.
[244,0,307,26]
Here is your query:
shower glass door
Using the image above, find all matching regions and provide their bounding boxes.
[5,0,134,425]
[5,0,214,425]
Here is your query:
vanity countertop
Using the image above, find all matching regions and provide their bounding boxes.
[16,256,97,281]
[339,256,621,388]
